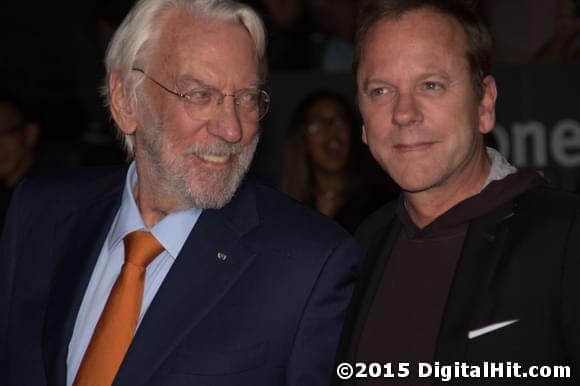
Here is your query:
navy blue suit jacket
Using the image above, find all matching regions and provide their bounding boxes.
[0,167,359,386]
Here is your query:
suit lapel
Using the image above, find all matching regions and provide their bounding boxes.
[338,209,400,366]
[114,182,259,386]
[42,169,125,386]
[435,200,515,363]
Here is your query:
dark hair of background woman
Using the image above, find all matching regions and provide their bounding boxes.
[280,89,396,233]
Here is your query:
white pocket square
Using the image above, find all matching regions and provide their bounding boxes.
[468,319,519,339]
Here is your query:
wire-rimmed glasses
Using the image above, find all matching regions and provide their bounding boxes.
[132,68,270,123]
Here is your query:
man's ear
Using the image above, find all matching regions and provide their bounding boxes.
[478,75,497,135]
[362,124,368,144]
[109,71,138,135]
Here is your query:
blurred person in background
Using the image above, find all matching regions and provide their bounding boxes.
[281,90,394,233]
[307,0,359,72]
[481,0,580,62]
[0,97,40,230]
[242,0,360,71]
[241,0,314,69]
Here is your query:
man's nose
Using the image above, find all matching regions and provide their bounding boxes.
[207,97,243,144]
[392,92,422,127]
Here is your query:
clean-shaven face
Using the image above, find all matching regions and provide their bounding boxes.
[357,9,493,195]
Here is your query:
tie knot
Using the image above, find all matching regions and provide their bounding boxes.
[123,230,164,268]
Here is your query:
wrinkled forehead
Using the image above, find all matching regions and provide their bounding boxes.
[146,9,258,78]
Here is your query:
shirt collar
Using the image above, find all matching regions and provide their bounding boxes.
[481,147,517,191]
[108,161,202,258]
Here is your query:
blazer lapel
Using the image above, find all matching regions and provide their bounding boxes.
[42,170,125,386]
[114,182,259,386]
[435,200,515,363]
[338,209,400,365]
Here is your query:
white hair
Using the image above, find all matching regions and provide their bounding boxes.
[103,0,267,156]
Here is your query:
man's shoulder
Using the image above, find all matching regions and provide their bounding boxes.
[515,186,580,218]
[239,180,360,276]
[244,179,355,245]
[20,165,126,191]
[14,165,126,212]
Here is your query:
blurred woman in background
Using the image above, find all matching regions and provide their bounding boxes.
[281,90,395,233]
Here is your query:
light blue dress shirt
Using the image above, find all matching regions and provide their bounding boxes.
[66,162,202,385]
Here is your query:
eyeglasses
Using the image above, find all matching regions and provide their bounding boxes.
[132,68,270,122]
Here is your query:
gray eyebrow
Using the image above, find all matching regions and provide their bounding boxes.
[176,75,262,91]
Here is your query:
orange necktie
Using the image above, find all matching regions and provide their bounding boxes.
[73,231,164,386]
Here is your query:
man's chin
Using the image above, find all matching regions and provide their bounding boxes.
[184,169,245,209]
[181,136,258,209]
[187,185,237,209]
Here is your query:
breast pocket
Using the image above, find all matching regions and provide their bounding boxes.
[166,342,267,375]
[465,317,542,361]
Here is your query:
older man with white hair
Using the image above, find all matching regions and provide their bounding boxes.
[0,1,359,385]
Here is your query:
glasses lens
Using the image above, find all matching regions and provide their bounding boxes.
[259,90,271,120]
[180,87,270,123]
[183,89,218,107]
[235,89,270,122]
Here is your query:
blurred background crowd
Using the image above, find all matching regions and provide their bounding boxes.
[2,0,580,232]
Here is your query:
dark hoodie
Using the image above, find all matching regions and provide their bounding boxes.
[355,170,547,385]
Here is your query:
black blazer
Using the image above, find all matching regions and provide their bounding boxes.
[335,186,580,385]
[0,167,360,386]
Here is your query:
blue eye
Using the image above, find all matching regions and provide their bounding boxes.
[369,87,387,97]
[424,82,443,91]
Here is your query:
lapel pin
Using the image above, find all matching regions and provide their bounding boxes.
[217,252,228,261]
